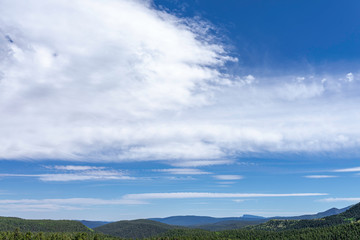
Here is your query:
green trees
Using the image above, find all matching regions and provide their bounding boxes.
[155,222,360,240]
[0,217,90,233]
[0,222,360,239]
[1,203,360,239]
[0,229,124,240]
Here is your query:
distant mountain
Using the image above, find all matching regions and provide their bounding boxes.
[161,222,360,240]
[94,219,179,239]
[79,220,112,229]
[0,216,91,232]
[149,205,351,231]
[251,202,360,231]
[149,215,265,226]
[192,206,350,231]
[242,214,265,219]
[271,205,352,220]
[194,219,267,231]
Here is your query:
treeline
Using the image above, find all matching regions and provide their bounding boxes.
[150,221,360,240]
[1,222,360,239]
[250,202,360,231]
[94,219,178,239]
[0,229,123,240]
[0,217,90,233]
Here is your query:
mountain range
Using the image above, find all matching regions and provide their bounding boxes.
[92,203,360,238]
[80,205,350,230]
[0,203,357,239]
[145,205,351,230]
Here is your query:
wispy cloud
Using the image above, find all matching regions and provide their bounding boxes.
[319,198,360,203]
[214,175,243,180]
[304,175,338,179]
[333,167,360,172]
[165,176,196,181]
[0,166,134,182]
[171,160,234,167]
[0,172,134,182]
[154,168,211,175]
[50,165,106,171]
[0,198,145,212]
[218,182,236,185]
[123,192,328,200]
[0,192,327,212]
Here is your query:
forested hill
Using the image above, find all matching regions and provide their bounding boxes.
[149,215,264,226]
[251,202,360,231]
[94,219,179,239]
[270,205,351,220]
[0,216,91,232]
[148,205,350,231]
[79,220,111,229]
[159,221,360,240]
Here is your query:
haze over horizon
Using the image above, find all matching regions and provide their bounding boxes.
[0,0,360,221]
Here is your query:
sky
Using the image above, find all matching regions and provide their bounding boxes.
[0,0,360,221]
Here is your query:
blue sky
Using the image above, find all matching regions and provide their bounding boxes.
[0,0,360,220]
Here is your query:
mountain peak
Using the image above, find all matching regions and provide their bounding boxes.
[242,214,265,219]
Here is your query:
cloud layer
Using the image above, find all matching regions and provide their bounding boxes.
[0,198,144,212]
[0,192,327,212]
[1,0,360,165]
[0,165,133,181]
[123,192,327,200]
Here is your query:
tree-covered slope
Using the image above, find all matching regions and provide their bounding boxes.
[1,221,360,240]
[149,215,264,226]
[194,219,267,231]
[149,205,350,231]
[0,216,91,232]
[250,202,360,231]
[271,205,351,220]
[94,219,178,239]
[0,230,121,240]
[159,221,360,240]
[80,220,112,229]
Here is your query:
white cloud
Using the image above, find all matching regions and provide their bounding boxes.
[123,192,328,200]
[0,198,145,212]
[51,165,105,171]
[0,172,134,182]
[319,198,360,203]
[154,168,211,175]
[39,172,135,181]
[333,167,360,172]
[171,160,234,167]
[0,166,134,182]
[217,181,236,185]
[214,175,243,180]
[165,176,196,181]
[0,0,360,165]
[276,82,324,100]
[304,175,338,179]
[346,72,354,82]
[0,0,235,162]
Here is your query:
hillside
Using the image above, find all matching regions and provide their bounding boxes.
[79,220,112,229]
[271,205,351,220]
[94,219,178,239]
[0,216,91,232]
[194,219,267,231]
[251,202,360,231]
[160,221,360,240]
[149,215,265,226]
[149,205,349,231]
